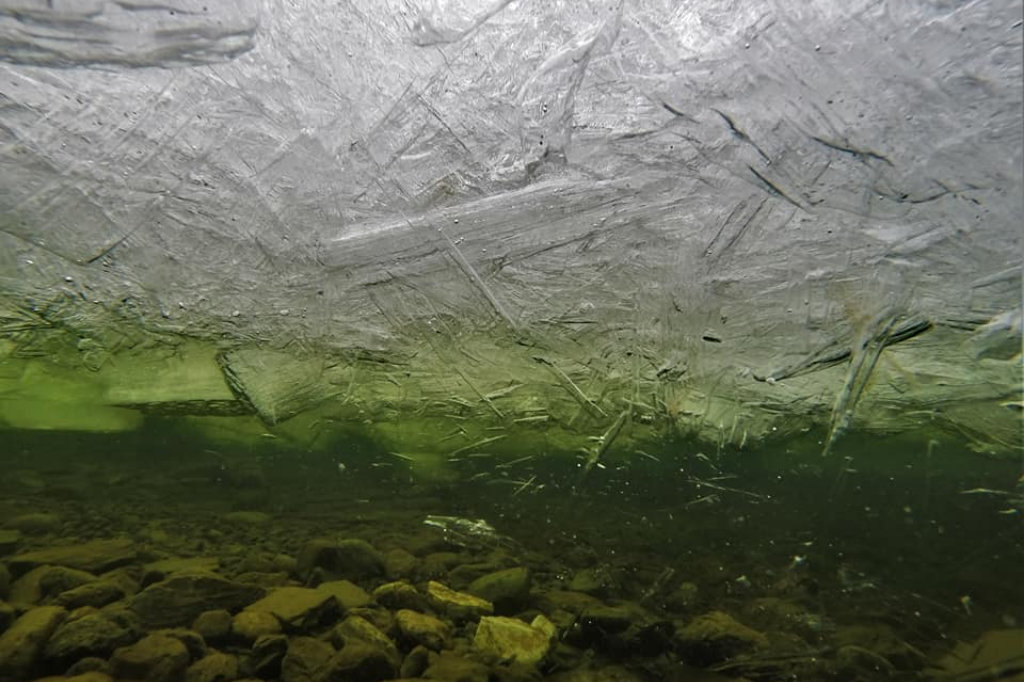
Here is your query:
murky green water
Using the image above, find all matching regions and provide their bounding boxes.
[1,420,1020,681]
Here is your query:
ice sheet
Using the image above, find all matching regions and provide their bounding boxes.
[0,0,1020,453]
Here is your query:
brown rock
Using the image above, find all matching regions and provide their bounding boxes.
[316,580,372,610]
[129,572,264,629]
[192,609,233,643]
[395,609,450,651]
[834,624,927,670]
[567,567,614,596]
[424,650,489,682]
[296,539,384,582]
[110,633,190,682]
[418,552,461,580]
[54,580,126,609]
[65,656,109,676]
[154,627,207,661]
[244,586,339,631]
[43,611,135,663]
[546,664,645,682]
[347,607,395,637]
[931,629,1023,678]
[10,565,95,606]
[468,567,532,613]
[9,538,136,574]
[40,672,114,682]
[98,566,142,598]
[142,558,220,585]
[538,590,604,615]
[448,561,502,587]
[0,530,21,557]
[576,603,640,634]
[676,610,768,666]
[232,610,282,642]
[280,636,334,682]
[232,554,280,574]
[330,615,400,665]
[665,582,700,611]
[0,601,14,632]
[96,602,140,633]
[399,644,431,678]
[41,565,96,594]
[247,634,287,679]
[325,640,397,682]
[222,511,272,526]
[383,548,417,580]
[234,571,291,588]
[0,605,67,680]
[426,580,493,622]
[270,558,297,580]
[186,651,239,682]
[473,615,554,666]
[3,513,60,535]
[373,581,429,612]
[404,529,449,556]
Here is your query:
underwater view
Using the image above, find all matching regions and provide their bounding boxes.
[0,0,1022,681]
[0,350,1021,682]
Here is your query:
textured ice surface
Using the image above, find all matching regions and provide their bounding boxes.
[0,0,1020,453]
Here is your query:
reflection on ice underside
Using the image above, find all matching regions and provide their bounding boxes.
[0,0,1020,460]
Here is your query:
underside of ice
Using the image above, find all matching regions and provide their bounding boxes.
[0,0,1020,456]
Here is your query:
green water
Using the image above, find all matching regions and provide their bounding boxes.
[1,419,1020,681]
